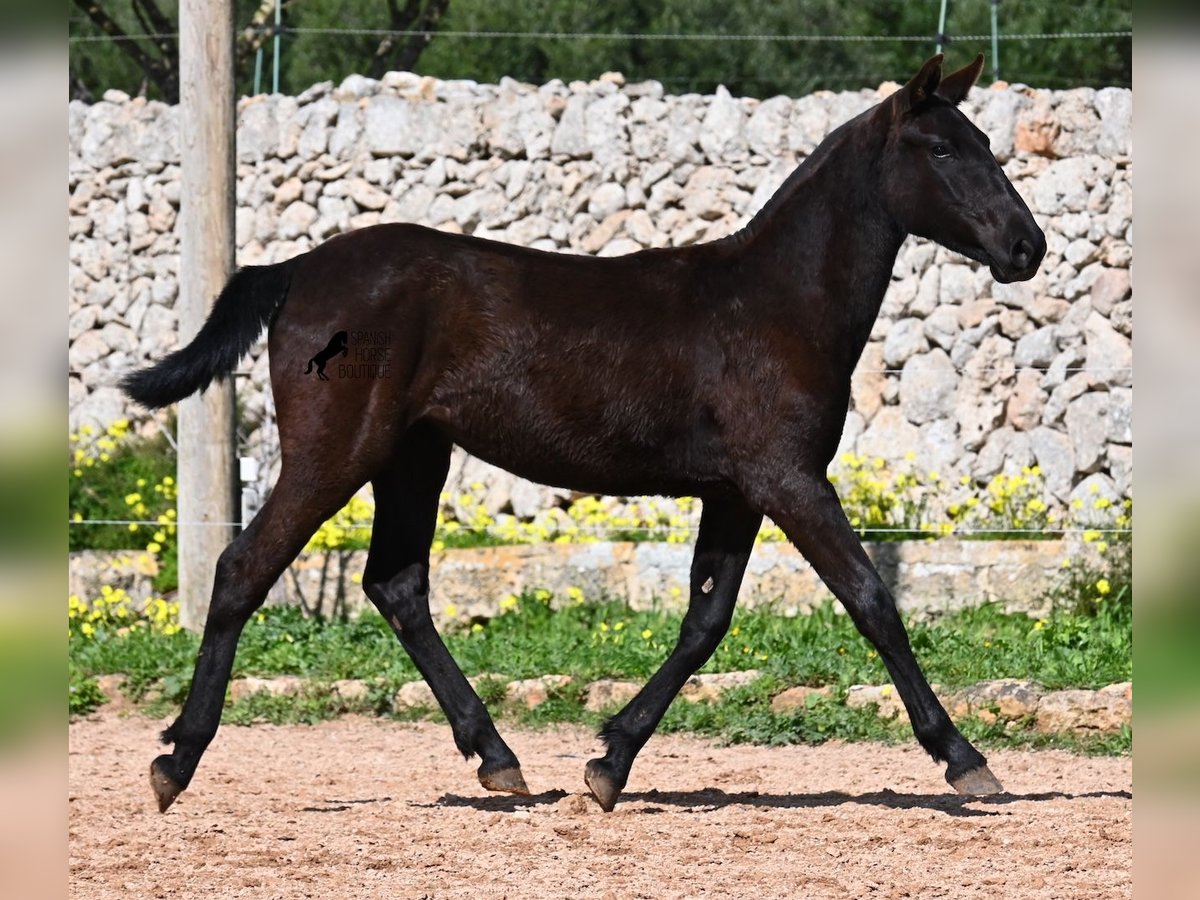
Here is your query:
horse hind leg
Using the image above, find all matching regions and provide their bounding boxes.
[149,465,364,812]
[363,428,528,796]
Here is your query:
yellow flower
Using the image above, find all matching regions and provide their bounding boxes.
[1096,579,1111,596]
[499,594,518,611]
[1033,619,1047,630]
[641,628,653,640]
[471,622,484,634]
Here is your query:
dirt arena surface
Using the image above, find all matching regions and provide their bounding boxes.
[69,711,1131,899]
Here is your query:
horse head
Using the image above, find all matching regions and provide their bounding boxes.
[878,54,1046,284]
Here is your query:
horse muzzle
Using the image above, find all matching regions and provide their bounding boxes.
[988,229,1046,284]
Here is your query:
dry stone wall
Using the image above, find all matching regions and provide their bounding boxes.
[68,73,1133,515]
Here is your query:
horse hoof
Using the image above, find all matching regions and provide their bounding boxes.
[584,759,623,812]
[948,764,1004,796]
[149,756,185,813]
[478,765,530,796]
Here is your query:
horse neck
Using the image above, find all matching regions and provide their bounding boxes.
[733,113,906,359]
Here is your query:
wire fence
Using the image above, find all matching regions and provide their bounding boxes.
[67,27,1134,45]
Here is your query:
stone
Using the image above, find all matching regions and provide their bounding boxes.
[278,201,318,239]
[100,322,138,355]
[923,306,960,350]
[1028,426,1076,500]
[974,428,1033,479]
[587,182,626,220]
[1107,445,1133,498]
[1036,686,1130,733]
[945,679,1045,724]
[70,330,109,369]
[699,86,747,161]
[899,350,956,425]
[998,308,1030,340]
[1006,369,1046,432]
[68,307,99,342]
[393,680,437,711]
[846,684,905,720]
[505,675,574,709]
[1089,309,1132,388]
[1065,392,1110,474]
[1068,473,1122,525]
[347,177,390,211]
[331,679,371,704]
[551,94,589,157]
[851,343,886,421]
[769,685,833,713]
[584,679,642,712]
[1095,89,1132,157]
[1089,267,1131,316]
[679,670,759,703]
[746,95,791,157]
[229,675,306,703]
[856,408,920,462]
[939,264,976,305]
[883,318,929,368]
[918,418,961,474]
[1013,326,1058,368]
[1106,387,1132,445]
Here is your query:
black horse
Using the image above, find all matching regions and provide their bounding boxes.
[124,54,1045,813]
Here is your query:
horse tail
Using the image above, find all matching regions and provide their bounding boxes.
[122,260,297,409]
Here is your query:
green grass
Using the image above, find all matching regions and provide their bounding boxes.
[69,588,1132,755]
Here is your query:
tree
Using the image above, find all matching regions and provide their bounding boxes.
[69,0,452,102]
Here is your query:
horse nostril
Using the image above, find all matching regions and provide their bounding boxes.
[1011,238,1033,270]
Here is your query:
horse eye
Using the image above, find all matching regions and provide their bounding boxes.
[931,144,952,159]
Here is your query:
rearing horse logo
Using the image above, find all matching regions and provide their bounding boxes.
[304,331,348,380]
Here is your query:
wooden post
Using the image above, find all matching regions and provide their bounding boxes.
[177,0,237,630]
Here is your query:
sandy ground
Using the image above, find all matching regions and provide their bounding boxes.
[69,711,1131,899]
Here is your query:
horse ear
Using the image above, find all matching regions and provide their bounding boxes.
[893,54,943,114]
[937,53,985,105]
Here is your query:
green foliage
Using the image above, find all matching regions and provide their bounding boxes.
[224,689,354,726]
[69,663,106,717]
[69,556,1132,754]
[70,0,1131,102]
[69,421,180,591]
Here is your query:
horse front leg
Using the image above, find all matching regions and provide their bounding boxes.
[585,493,762,810]
[748,468,1002,795]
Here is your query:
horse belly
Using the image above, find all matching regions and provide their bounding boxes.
[433,393,722,498]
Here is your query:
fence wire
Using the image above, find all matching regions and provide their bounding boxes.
[67,28,1133,45]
